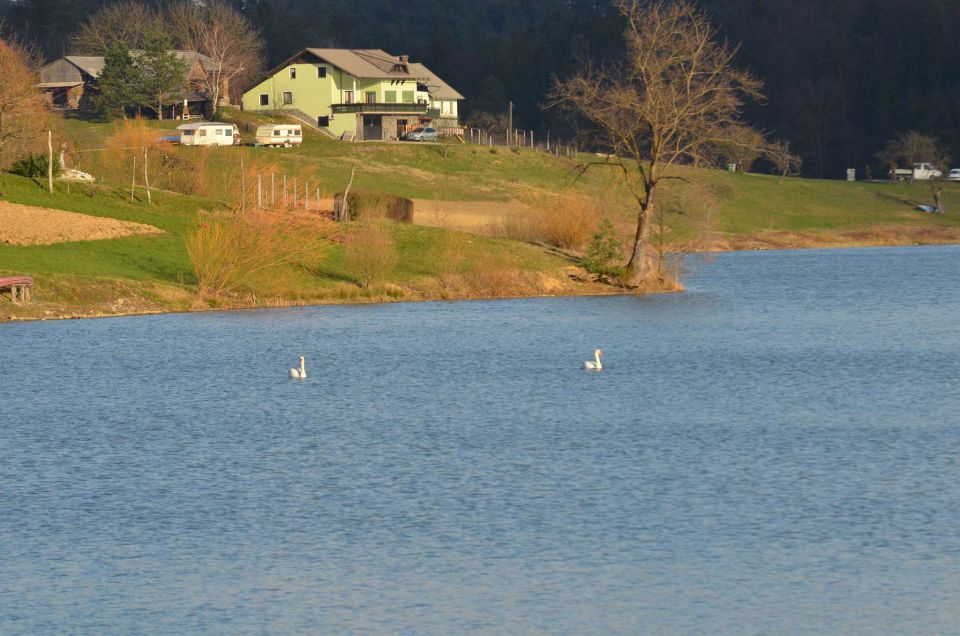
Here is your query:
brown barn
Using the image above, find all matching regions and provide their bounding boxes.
[37,51,230,118]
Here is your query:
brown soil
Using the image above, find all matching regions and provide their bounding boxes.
[0,201,163,245]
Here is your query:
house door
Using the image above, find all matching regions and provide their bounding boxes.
[396,119,408,139]
[363,115,383,141]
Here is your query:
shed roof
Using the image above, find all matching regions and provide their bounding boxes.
[54,51,215,79]
[63,56,106,76]
[36,81,84,88]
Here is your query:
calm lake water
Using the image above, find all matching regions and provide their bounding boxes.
[2,246,960,634]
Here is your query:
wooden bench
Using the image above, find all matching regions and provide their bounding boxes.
[0,276,34,304]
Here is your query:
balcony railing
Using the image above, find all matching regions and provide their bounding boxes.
[332,103,428,114]
[426,108,442,118]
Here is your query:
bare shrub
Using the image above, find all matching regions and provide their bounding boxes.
[486,191,603,250]
[524,190,601,250]
[344,220,399,288]
[101,119,160,200]
[460,249,522,296]
[186,209,331,297]
[486,214,536,242]
[436,230,470,286]
[0,37,47,171]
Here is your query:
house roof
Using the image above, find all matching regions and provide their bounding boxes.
[303,48,423,79]
[246,48,464,100]
[408,62,464,100]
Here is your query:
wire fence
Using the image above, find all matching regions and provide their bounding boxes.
[463,127,580,158]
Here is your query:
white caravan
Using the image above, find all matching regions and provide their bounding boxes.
[254,124,303,147]
[178,123,238,147]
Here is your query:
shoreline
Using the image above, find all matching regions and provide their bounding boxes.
[3,235,959,324]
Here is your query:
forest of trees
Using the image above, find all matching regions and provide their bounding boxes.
[2,0,959,178]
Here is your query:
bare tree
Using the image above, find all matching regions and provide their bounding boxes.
[712,124,767,172]
[168,0,263,112]
[764,139,802,182]
[779,74,844,179]
[69,1,162,53]
[0,37,46,170]
[550,0,762,287]
[876,131,950,173]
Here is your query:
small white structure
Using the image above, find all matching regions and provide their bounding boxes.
[254,124,303,147]
[177,122,238,147]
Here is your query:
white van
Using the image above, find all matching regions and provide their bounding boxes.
[254,124,303,147]
[178,123,238,147]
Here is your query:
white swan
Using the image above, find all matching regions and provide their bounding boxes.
[583,349,603,371]
[289,355,307,379]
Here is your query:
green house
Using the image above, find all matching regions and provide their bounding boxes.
[241,48,464,141]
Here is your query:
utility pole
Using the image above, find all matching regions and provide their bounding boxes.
[508,100,513,146]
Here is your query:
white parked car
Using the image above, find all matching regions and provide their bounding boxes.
[946,169,960,181]
[890,162,943,181]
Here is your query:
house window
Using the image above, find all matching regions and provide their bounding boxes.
[318,116,329,127]
[289,67,297,79]
[198,129,207,137]
[401,91,414,103]
[283,92,293,105]
[344,90,354,104]
[385,90,397,103]
[259,94,269,106]
[365,91,376,104]
[317,66,326,78]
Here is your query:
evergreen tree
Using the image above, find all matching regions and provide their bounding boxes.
[91,42,142,119]
[137,30,187,121]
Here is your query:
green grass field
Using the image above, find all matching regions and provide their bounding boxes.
[3,110,960,319]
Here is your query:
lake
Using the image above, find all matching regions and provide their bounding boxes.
[2,246,959,634]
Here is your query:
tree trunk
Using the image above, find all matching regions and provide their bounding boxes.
[624,191,653,288]
[157,96,163,121]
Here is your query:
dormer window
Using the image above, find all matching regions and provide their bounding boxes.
[289,67,297,79]
[317,66,326,78]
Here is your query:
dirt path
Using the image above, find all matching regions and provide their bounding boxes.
[0,201,162,246]
[411,199,531,232]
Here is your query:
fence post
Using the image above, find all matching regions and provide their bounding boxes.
[293,177,297,207]
[240,156,245,213]
[47,130,53,194]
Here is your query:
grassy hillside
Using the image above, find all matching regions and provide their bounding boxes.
[3,110,960,320]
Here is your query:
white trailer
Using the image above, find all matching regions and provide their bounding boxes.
[177,123,239,147]
[254,124,303,147]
